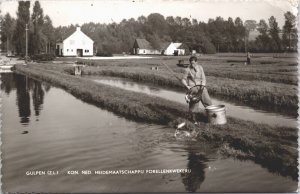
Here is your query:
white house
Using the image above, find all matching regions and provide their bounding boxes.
[56,27,94,57]
[162,42,186,56]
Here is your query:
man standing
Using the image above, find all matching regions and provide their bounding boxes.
[246,52,251,65]
[181,56,212,124]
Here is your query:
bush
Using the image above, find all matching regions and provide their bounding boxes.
[30,53,56,61]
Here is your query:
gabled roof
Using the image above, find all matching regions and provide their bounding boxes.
[160,42,171,50]
[173,43,182,49]
[134,39,153,49]
[56,27,93,43]
[56,29,76,43]
[177,43,188,49]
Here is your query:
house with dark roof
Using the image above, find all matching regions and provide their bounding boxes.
[56,27,94,57]
[132,39,161,55]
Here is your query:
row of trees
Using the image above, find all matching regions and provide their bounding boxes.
[247,13,297,52]
[1,1,55,56]
[0,0,297,55]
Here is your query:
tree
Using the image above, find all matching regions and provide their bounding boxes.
[182,17,191,27]
[226,17,235,51]
[244,20,257,33]
[257,19,268,34]
[256,19,271,52]
[1,13,16,52]
[146,13,168,37]
[42,15,55,53]
[31,0,45,54]
[244,20,257,52]
[268,16,281,51]
[13,1,30,55]
[234,17,246,52]
[192,19,198,26]
[137,16,147,24]
[282,11,297,51]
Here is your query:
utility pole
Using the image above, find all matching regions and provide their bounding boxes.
[244,33,247,53]
[25,23,28,62]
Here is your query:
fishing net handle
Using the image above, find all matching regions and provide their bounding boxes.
[186,85,205,95]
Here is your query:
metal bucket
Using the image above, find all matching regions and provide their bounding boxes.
[205,105,227,125]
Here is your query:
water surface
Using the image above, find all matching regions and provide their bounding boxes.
[1,73,297,193]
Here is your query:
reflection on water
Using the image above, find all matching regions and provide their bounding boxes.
[7,74,50,125]
[32,79,44,116]
[1,73,297,193]
[91,77,297,128]
[15,74,31,125]
[181,152,207,192]
[1,73,16,95]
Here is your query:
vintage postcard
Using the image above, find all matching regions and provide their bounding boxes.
[0,0,298,193]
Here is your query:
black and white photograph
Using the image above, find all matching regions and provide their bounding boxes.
[0,0,298,192]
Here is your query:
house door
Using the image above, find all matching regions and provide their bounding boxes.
[77,49,83,57]
[174,50,179,56]
[56,45,60,56]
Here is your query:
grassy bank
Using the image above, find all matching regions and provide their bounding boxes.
[15,64,298,180]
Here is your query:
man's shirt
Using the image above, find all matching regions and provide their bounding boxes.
[182,64,206,86]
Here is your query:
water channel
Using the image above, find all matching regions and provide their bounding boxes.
[1,73,297,193]
[89,76,297,128]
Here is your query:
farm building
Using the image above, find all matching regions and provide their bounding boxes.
[132,39,161,55]
[56,27,94,57]
[161,42,187,56]
[132,39,188,55]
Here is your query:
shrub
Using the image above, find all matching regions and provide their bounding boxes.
[30,53,56,61]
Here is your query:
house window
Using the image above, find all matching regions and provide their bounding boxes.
[85,49,89,53]
[67,49,69,52]
[71,49,73,52]
[143,50,145,54]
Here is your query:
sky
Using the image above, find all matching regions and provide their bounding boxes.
[0,0,298,27]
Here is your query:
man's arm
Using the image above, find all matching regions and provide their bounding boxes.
[199,65,206,86]
[181,69,190,90]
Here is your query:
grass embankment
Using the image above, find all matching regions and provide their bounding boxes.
[15,64,298,180]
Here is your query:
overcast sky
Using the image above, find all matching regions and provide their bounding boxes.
[1,0,297,27]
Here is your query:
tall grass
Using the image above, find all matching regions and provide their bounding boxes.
[15,64,298,180]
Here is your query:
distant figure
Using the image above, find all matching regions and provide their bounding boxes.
[246,52,251,65]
